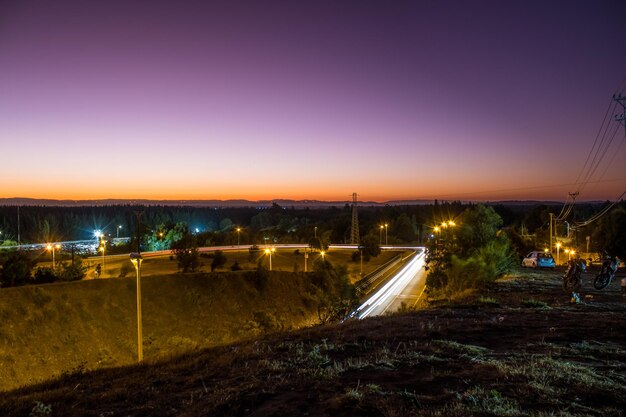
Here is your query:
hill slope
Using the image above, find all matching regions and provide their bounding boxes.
[1,269,625,416]
[0,271,327,391]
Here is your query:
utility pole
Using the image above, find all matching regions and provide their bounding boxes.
[549,213,553,253]
[614,93,626,135]
[17,205,20,249]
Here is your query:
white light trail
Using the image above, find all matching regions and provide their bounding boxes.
[356,250,426,319]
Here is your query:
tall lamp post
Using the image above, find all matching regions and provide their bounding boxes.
[236,227,241,246]
[46,244,61,268]
[314,226,318,239]
[117,225,122,239]
[99,238,106,278]
[434,226,441,253]
[265,247,275,271]
[384,223,388,245]
[379,225,383,245]
[556,242,562,265]
[130,253,144,363]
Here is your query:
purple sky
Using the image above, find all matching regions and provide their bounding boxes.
[1,0,625,201]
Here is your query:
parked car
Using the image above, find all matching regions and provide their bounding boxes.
[522,251,556,269]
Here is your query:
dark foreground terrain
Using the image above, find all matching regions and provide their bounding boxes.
[2,268,625,416]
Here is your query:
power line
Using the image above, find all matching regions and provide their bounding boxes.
[409,177,626,200]
[574,188,626,228]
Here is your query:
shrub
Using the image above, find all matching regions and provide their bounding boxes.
[34,267,58,284]
[119,263,132,278]
[211,250,227,272]
[59,259,87,281]
[1,251,35,287]
[230,261,243,271]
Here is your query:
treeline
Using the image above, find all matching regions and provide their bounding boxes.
[0,201,617,251]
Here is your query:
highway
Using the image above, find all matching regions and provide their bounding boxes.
[355,248,427,319]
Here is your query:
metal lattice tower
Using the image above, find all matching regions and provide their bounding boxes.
[350,192,359,245]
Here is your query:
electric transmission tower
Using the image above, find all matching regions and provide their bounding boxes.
[350,192,359,245]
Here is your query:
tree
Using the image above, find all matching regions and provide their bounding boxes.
[171,231,200,273]
[211,250,227,272]
[593,207,626,260]
[1,251,35,287]
[392,213,415,243]
[360,234,381,261]
[425,204,512,293]
[456,204,503,257]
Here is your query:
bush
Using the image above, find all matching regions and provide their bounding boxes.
[445,255,492,293]
[230,261,242,271]
[475,239,514,277]
[1,251,35,287]
[211,250,227,272]
[34,267,58,284]
[59,259,87,281]
[119,263,132,278]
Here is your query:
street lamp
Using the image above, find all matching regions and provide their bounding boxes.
[385,223,389,245]
[99,238,106,278]
[265,247,275,271]
[314,226,318,239]
[46,244,60,268]
[556,242,562,265]
[236,227,241,246]
[379,225,384,245]
[129,253,144,363]
[117,225,122,239]
[320,250,325,261]
[304,248,309,272]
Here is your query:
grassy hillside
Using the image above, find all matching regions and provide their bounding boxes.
[1,268,625,416]
[0,270,331,391]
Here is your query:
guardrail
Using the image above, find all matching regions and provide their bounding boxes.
[355,252,417,295]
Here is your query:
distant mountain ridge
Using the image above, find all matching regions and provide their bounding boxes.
[0,197,602,208]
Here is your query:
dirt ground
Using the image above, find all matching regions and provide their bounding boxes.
[1,267,625,416]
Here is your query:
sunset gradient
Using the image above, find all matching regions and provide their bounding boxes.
[1,1,625,202]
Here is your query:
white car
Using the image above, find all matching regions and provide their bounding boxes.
[522,251,556,269]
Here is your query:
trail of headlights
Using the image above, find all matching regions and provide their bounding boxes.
[356,250,425,319]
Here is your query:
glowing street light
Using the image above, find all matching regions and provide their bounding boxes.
[99,238,107,277]
[46,244,61,268]
[379,225,384,245]
[236,227,241,246]
[129,253,144,363]
[314,226,318,239]
[117,225,122,239]
[265,247,276,270]
[320,250,326,261]
[385,223,389,245]
[94,230,102,239]
[448,221,456,227]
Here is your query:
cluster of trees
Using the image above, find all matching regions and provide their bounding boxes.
[425,205,515,295]
[0,252,86,287]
